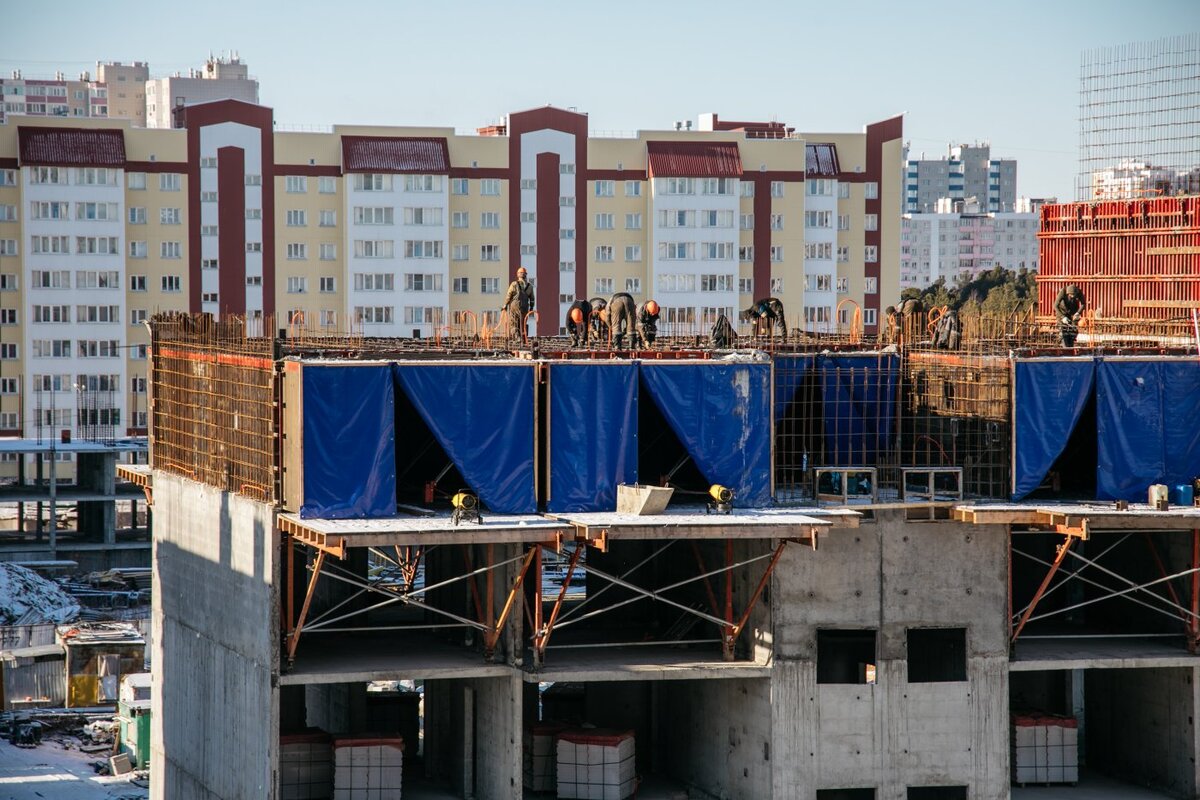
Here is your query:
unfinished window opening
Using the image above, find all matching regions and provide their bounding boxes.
[817,629,877,684]
[907,627,967,683]
[907,787,968,800]
[817,789,876,800]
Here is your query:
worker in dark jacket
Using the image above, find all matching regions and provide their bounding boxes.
[710,314,735,348]
[566,299,592,346]
[740,297,788,340]
[607,292,637,348]
[502,266,535,340]
[1054,283,1086,347]
[636,300,661,346]
[588,296,608,341]
[885,297,924,343]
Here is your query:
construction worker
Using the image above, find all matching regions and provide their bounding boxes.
[885,297,924,344]
[588,296,608,341]
[1054,283,1086,347]
[739,297,788,340]
[710,314,735,348]
[932,307,962,350]
[607,292,637,348]
[565,299,592,346]
[636,300,661,346]
[502,266,535,340]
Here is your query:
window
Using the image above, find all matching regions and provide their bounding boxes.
[0,378,17,394]
[595,213,614,230]
[700,274,735,292]
[480,277,500,294]
[559,261,575,271]
[864,245,878,263]
[837,277,848,294]
[128,206,146,224]
[594,277,614,294]
[520,244,536,256]
[659,242,694,260]
[770,181,784,197]
[739,246,754,262]
[739,213,754,230]
[286,176,308,193]
[158,207,181,225]
[625,277,641,294]
[130,309,147,326]
[77,340,121,359]
[452,212,469,228]
[76,202,118,221]
[246,208,262,220]
[450,178,468,195]
[354,174,392,192]
[703,242,733,260]
[805,274,832,292]
[625,213,642,230]
[701,210,734,228]
[817,630,877,684]
[32,270,71,289]
[0,343,16,359]
[320,310,337,327]
[907,628,966,683]
[0,170,18,187]
[659,177,695,195]
[319,210,336,227]
[354,240,394,258]
[199,157,218,169]
[355,207,394,225]
[353,273,395,291]
[404,273,443,292]
[594,180,614,197]
[658,210,695,228]
[30,167,67,185]
[807,179,834,196]
[560,196,576,207]
[452,244,469,261]
[520,178,537,190]
[558,293,575,304]
[481,211,500,229]
[701,177,735,195]
[319,176,336,194]
[773,278,789,295]
[0,309,16,325]
[0,274,16,291]
[287,277,308,294]
[76,236,120,255]
[129,241,147,258]
[838,214,850,231]
[656,274,696,293]
[161,241,182,259]
[624,181,641,197]
[405,207,443,226]
[864,308,877,325]
[770,214,784,231]
[320,244,337,260]
[480,179,500,196]
[480,244,501,262]
[74,270,119,289]
[287,243,308,260]
[319,277,336,293]
[595,245,614,262]
[286,209,307,227]
[246,276,263,287]
[161,275,181,292]
[864,182,878,199]
[159,173,180,191]
[805,211,833,228]
[837,246,850,264]
[624,245,642,262]
[864,214,878,232]
[404,175,441,193]
[560,228,575,240]
[31,202,68,220]
[738,278,753,294]
[864,277,877,294]
[452,277,469,294]
[770,246,784,262]
[838,183,850,199]
[520,212,536,223]
[559,163,575,175]
[31,236,70,254]
[354,306,394,324]
[740,181,755,198]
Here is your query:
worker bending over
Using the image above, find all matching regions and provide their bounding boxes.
[565,299,592,346]
[637,300,661,346]
[588,296,608,341]
[607,292,638,348]
[884,297,924,343]
[1054,283,1086,347]
[740,297,788,340]
[502,266,535,340]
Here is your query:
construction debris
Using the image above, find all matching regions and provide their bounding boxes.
[0,562,81,625]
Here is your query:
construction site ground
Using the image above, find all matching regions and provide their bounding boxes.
[1011,767,1175,799]
[0,738,147,799]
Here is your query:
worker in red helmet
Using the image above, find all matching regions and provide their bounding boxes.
[636,299,661,346]
[565,298,593,346]
[502,266,535,341]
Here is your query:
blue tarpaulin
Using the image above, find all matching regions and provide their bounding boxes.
[816,354,899,466]
[1012,359,1095,500]
[301,364,397,519]
[547,363,638,512]
[639,362,772,507]
[1096,358,1200,501]
[773,355,816,419]
[392,364,537,514]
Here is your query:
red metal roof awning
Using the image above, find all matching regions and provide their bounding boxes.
[341,136,451,173]
[647,141,742,178]
[806,143,840,177]
[18,127,126,167]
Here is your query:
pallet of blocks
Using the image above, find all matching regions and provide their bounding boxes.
[1012,714,1078,785]
[279,730,333,800]
[333,736,404,800]
[556,729,637,800]
[524,721,568,792]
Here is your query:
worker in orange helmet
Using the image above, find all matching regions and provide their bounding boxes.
[502,266,535,341]
[565,298,593,347]
[636,299,661,346]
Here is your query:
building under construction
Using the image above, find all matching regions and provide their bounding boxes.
[134,314,1200,800]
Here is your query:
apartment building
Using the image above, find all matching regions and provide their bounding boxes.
[0,70,112,124]
[900,197,1044,289]
[145,54,259,129]
[0,100,903,449]
[905,142,1017,214]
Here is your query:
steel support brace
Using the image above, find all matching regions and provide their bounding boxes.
[1012,535,1073,644]
[690,541,721,621]
[1191,529,1200,654]
[726,541,788,651]
[723,539,735,660]
[532,545,582,665]
[532,547,544,666]
[286,550,327,666]
[482,547,538,661]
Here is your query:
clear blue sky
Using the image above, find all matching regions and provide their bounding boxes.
[2,0,1196,200]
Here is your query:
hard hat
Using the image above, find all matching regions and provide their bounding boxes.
[516,266,528,277]
[645,300,659,316]
[569,307,584,324]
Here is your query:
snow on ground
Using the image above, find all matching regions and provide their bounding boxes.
[0,563,80,625]
[0,739,146,799]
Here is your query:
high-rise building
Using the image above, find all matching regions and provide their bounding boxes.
[904,143,1017,214]
[145,54,259,129]
[0,101,903,466]
[0,69,111,124]
[95,62,151,127]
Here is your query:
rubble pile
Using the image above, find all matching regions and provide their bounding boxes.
[0,562,81,625]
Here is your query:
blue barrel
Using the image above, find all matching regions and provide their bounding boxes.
[1173,484,1195,507]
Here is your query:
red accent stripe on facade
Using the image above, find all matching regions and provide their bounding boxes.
[18,126,125,166]
[124,161,189,174]
[864,115,904,335]
[537,153,560,332]
[752,175,772,299]
[217,146,247,316]
[752,170,806,182]
[274,164,341,177]
[647,141,742,178]
[448,166,508,179]
[186,118,202,313]
[586,169,648,182]
[0,158,18,169]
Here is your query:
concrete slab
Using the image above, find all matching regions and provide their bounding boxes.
[957,501,1200,531]
[526,645,771,682]
[545,506,844,543]
[1011,767,1176,799]
[282,633,511,685]
[278,511,570,549]
[1010,636,1200,671]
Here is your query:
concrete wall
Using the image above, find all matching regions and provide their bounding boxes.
[1087,666,1199,798]
[150,472,278,800]
[770,513,1010,800]
[469,676,523,799]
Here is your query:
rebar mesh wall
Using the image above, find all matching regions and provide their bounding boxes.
[151,315,276,501]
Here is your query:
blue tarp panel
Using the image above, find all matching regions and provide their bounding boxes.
[301,365,397,519]
[392,364,537,514]
[639,362,772,507]
[816,354,899,466]
[773,355,816,418]
[1012,359,1095,500]
[547,363,638,512]
[1096,359,1200,501]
